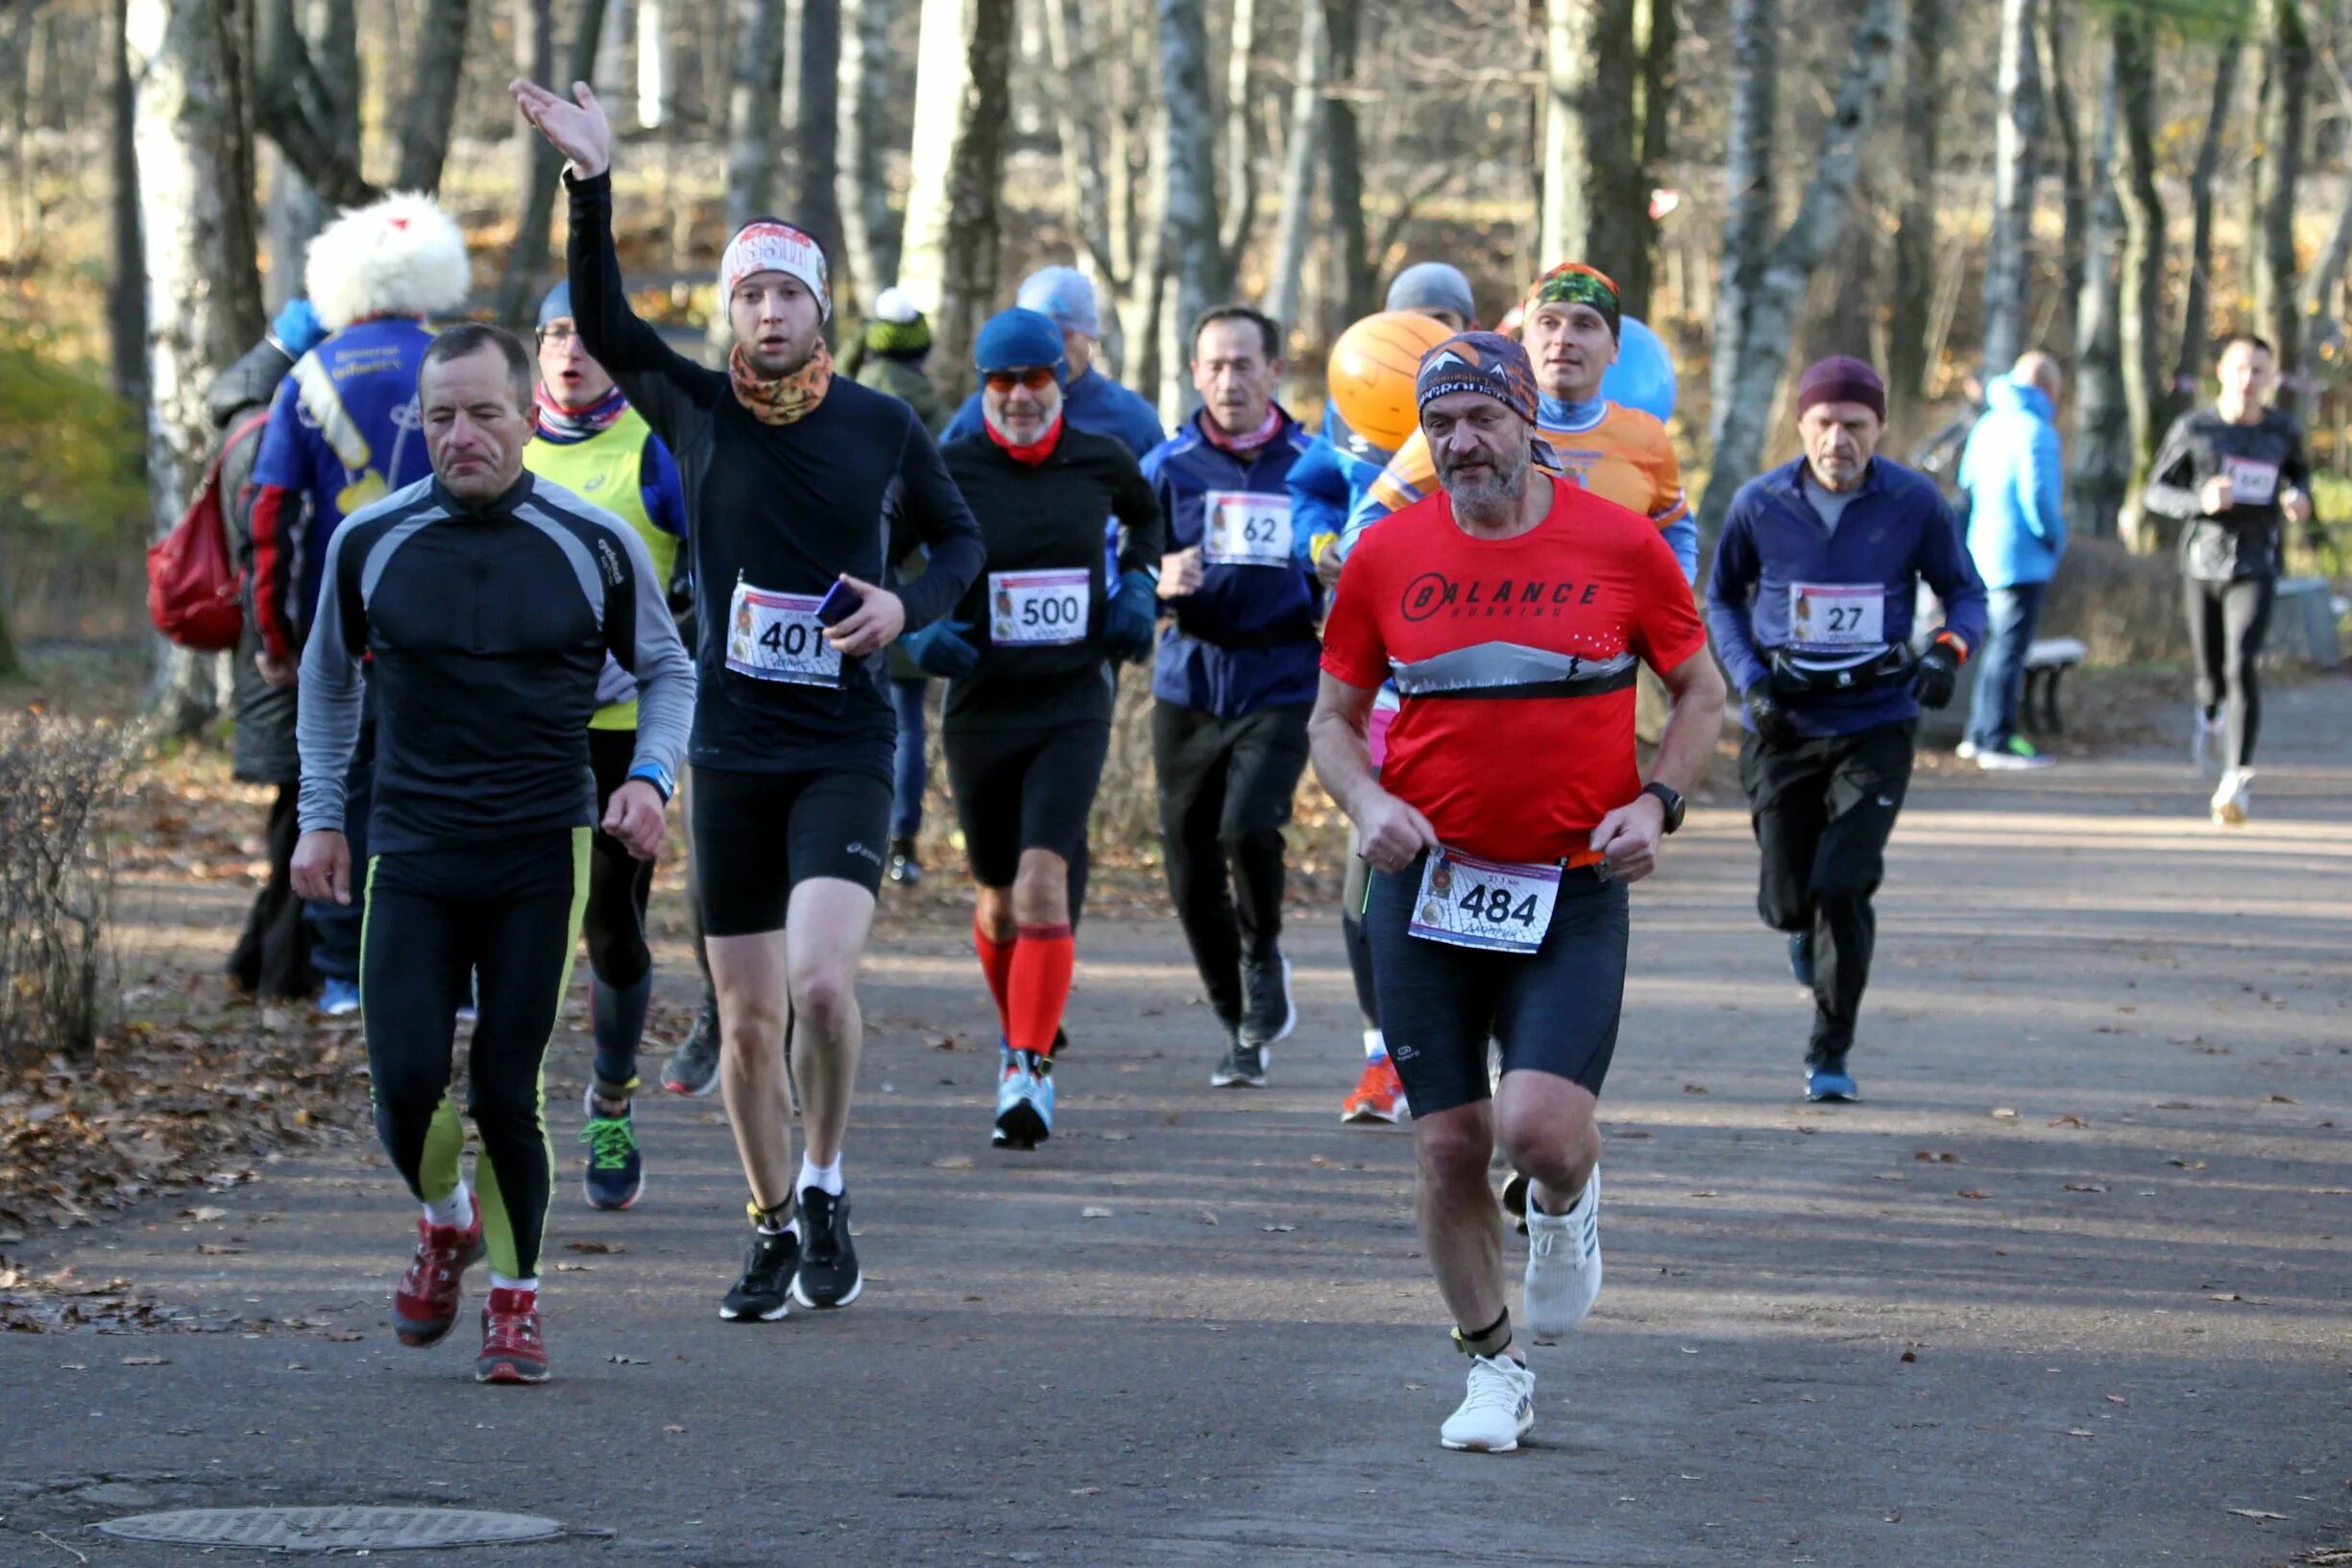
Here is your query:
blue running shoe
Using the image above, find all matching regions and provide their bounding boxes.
[317,977,361,1018]
[1805,1059,1858,1102]
[992,1049,1055,1149]
[578,1084,645,1209]
[1787,932,1814,989]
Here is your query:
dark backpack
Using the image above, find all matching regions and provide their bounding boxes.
[146,408,270,651]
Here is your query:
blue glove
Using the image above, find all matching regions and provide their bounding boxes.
[901,617,980,679]
[272,298,328,358]
[1103,569,1158,663]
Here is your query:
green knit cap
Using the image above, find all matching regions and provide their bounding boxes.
[864,286,932,356]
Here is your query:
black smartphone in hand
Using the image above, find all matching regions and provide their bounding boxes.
[816,579,864,627]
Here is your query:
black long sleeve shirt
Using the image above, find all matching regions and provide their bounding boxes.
[938,425,1166,732]
[565,168,985,777]
[2142,406,2312,582]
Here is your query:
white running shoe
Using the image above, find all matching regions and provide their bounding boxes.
[1523,1168,1603,1342]
[2193,708,2227,778]
[1440,1354,1536,1452]
[1954,739,1979,760]
[2212,767,2253,827]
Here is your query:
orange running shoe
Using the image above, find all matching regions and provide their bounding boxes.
[1341,1055,1409,1124]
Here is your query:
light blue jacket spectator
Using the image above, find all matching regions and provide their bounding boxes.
[1957,374,2068,589]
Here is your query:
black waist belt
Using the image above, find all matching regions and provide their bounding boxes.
[1767,644,1910,696]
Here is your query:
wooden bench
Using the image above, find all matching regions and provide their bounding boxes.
[2022,638,2087,735]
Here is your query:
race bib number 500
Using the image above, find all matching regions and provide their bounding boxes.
[726,582,842,688]
[1202,491,1294,567]
[1408,848,1562,955]
[989,568,1091,647]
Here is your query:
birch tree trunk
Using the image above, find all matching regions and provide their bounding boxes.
[127,0,265,736]
[1540,0,1640,288]
[896,0,1015,399]
[1159,0,1226,407]
[1263,0,1323,342]
[1886,0,1941,410]
[392,0,473,193]
[2171,41,2239,424]
[1980,0,2040,377]
[837,0,896,293]
[2113,11,2167,487]
[1706,0,1777,472]
[109,0,147,405]
[2071,41,2127,541]
[1695,0,1900,543]
[1217,0,1257,276]
[636,0,670,129]
[2250,0,2311,404]
[721,0,787,232]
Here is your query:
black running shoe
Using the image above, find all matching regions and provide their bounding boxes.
[886,836,922,886]
[1239,951,1297,1049]
[719,1225,798,1322]
[663,994,721,1097]
[1210,1041,1268,1089]
[789,1187,861,1309]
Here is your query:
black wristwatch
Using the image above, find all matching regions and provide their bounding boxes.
[1640,781,1685,834]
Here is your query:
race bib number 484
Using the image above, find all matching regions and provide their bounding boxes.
[989,568,1091,647]
[725,582,842,688]
[1202,491,1294,567]
[2222,455,2281,506]
[1787,582,1885,650]
[1408,848,1562,955]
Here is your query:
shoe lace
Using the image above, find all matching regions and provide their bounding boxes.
[801,1194,840,1263]
[1460,1358,1527,1413]
[485,1305,542,1353]
[580,1116,638,1170]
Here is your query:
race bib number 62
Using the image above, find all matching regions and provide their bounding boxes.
[1202,491,1294,567]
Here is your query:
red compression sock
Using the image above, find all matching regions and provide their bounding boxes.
[1006,925,1075,1056]
[974,918,1016,1035]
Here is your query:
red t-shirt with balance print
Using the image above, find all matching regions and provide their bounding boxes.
[1320,475,1707,863]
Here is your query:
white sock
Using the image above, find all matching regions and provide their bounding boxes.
[1364,1027,1387,1061]
[490,1273,538,1295]
[799,1153,844,1197]
[423,1183,473,1230]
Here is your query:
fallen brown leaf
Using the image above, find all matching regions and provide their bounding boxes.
[567,1240,623,1254]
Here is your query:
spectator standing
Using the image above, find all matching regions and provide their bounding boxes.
[1956,351,2068,771]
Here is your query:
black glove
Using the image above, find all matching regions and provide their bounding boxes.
[1744,686,1800,745]
[1911,640,1961,710]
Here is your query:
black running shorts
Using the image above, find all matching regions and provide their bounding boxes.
[691,766,894,935]
[942,719,1112,888]
[1362,851,1629,1116]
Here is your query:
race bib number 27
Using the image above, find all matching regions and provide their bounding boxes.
[1408,848,1562,955]
[725,582,842,688]
[1787,583,1885,650]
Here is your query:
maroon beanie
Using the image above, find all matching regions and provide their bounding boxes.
[1795,355,1886,422]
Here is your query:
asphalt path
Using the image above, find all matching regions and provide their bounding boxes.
[4,688,2348,1566]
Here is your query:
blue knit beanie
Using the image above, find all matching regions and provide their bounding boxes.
[537,281,573,329]
[973,307,1069,384]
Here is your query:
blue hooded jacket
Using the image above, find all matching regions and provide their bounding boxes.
[1957,374,2068,589]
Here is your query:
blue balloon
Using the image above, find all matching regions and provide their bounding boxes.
[1601,315,1678,422]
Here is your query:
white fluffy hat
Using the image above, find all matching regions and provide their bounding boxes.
[303,192,472,333]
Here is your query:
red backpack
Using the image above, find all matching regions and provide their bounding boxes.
[146,408,270,652]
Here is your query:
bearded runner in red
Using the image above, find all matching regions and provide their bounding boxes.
[1310,330,1725,1455]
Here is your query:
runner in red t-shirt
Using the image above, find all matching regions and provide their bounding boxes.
[1310,331,1725,1454]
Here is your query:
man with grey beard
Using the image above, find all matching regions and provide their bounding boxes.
[1310,331,1725,1451]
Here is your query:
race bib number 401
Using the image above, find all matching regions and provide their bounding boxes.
[725,582,842,688]
[989,568,1091,647]
[1408,848,1562,955]
[1202,491,1294,567]
[1787,582,1885,650]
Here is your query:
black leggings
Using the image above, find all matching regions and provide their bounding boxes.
[362,829,589,1282]
[586,728,656,988]
[2186,576,2276,770]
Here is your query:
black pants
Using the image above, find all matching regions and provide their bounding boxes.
[1740,721,1915,1062]
[1342,851,1379,1026]
[227,784,311,999]
[362,829,590,1282]
[1152,700,1311,1027]
[2186,575,2276,770]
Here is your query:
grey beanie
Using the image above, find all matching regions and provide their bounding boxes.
[1015,266,1103,339]
[1384,262,1477,325]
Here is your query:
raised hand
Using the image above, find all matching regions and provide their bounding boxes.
[509,79,613,179]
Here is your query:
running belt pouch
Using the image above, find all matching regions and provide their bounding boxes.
[1767,645,1908,698]
[147,409,267,652]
